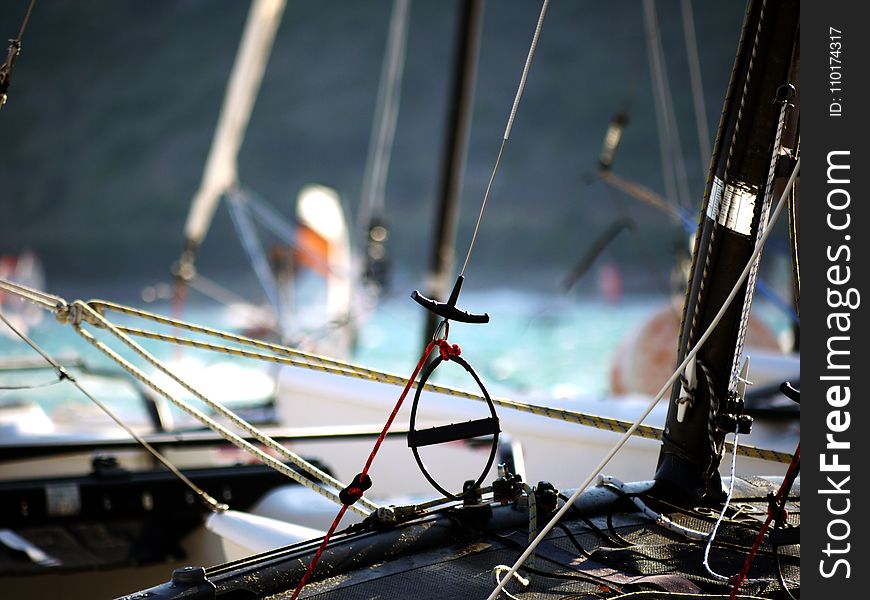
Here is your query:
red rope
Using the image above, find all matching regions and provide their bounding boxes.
[290,339,439,599]
[729,443,801,599]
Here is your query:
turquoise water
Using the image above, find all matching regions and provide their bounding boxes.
[354,291,662,398]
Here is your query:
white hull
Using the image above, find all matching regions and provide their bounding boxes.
[275,364,798,496]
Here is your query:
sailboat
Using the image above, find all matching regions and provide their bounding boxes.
[113,0,800,597]
[1,0,799,597]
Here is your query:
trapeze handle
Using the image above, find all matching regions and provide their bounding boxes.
[411,275,490,324]
[407,417,500,448]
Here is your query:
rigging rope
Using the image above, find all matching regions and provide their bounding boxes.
[0,277,65,311]
[0,309,226,513]
[0,281,381,515]
[730,443,801,599]
[686,0,766,351]
[703,427,745,582]
[485,157,799,600]
[728,84,794,393]
[0,376,63,391]
[642,0,690,211]
[0,280,793,466]
[97,327,790,465]
[289,340,438,600]
[70,301,377,516]
[0,0,37,109]
[599,476,707,541]
[459,0,550,277]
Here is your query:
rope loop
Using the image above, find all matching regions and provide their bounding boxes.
[493,565,530,600]
[408,352,500,500]
[339,472,373,506]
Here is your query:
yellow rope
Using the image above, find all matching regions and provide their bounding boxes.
[71,301,377,516]
[110,325,792,465]
[0,280,795,466]
[89,300,372,374]
[0,308,227,514]
[0,278,65,311]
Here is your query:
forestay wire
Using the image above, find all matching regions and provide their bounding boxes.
[459,0,550,277]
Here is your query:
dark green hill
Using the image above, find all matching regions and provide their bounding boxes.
[0,0,744,295]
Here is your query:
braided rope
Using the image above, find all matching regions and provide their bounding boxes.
[72,301,377,515]
[728,86,792,392]
[97,325,791,464]
[0,279,794,466]
[0,278,65,312]
[696,360,725,478]
[485,158,799,600]
[686,0,766,355]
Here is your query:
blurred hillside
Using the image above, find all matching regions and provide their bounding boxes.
[0,0,745,298]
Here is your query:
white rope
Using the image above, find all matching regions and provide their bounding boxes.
[703,426,779,585]
[599,475,708,541]
[460,0,550,277]
[493,565,529,600]
[703,429,740,581]
[0,282,792,464]
[73,301,378,515]
[485,158,799,600]
[728,91,792,393]
[0,278,65,311]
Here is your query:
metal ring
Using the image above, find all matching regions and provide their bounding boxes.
[408,354,500,500]
[432,319,450,342]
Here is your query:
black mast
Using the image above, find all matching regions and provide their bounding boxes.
[655,0,800,502]
[422,0,484,344]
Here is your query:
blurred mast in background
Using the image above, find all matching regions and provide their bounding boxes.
[356,0,412,294]
[174,0,286,306]
[421,0,484,345]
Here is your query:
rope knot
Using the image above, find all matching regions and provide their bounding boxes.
[437,339,461,360]
[55,302,83,326]
[339,472,372,506]
[676,372,695,409]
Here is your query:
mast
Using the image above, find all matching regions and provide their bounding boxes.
[421,0,484,343]
[176,0,286,278]
[655,0,800,501]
